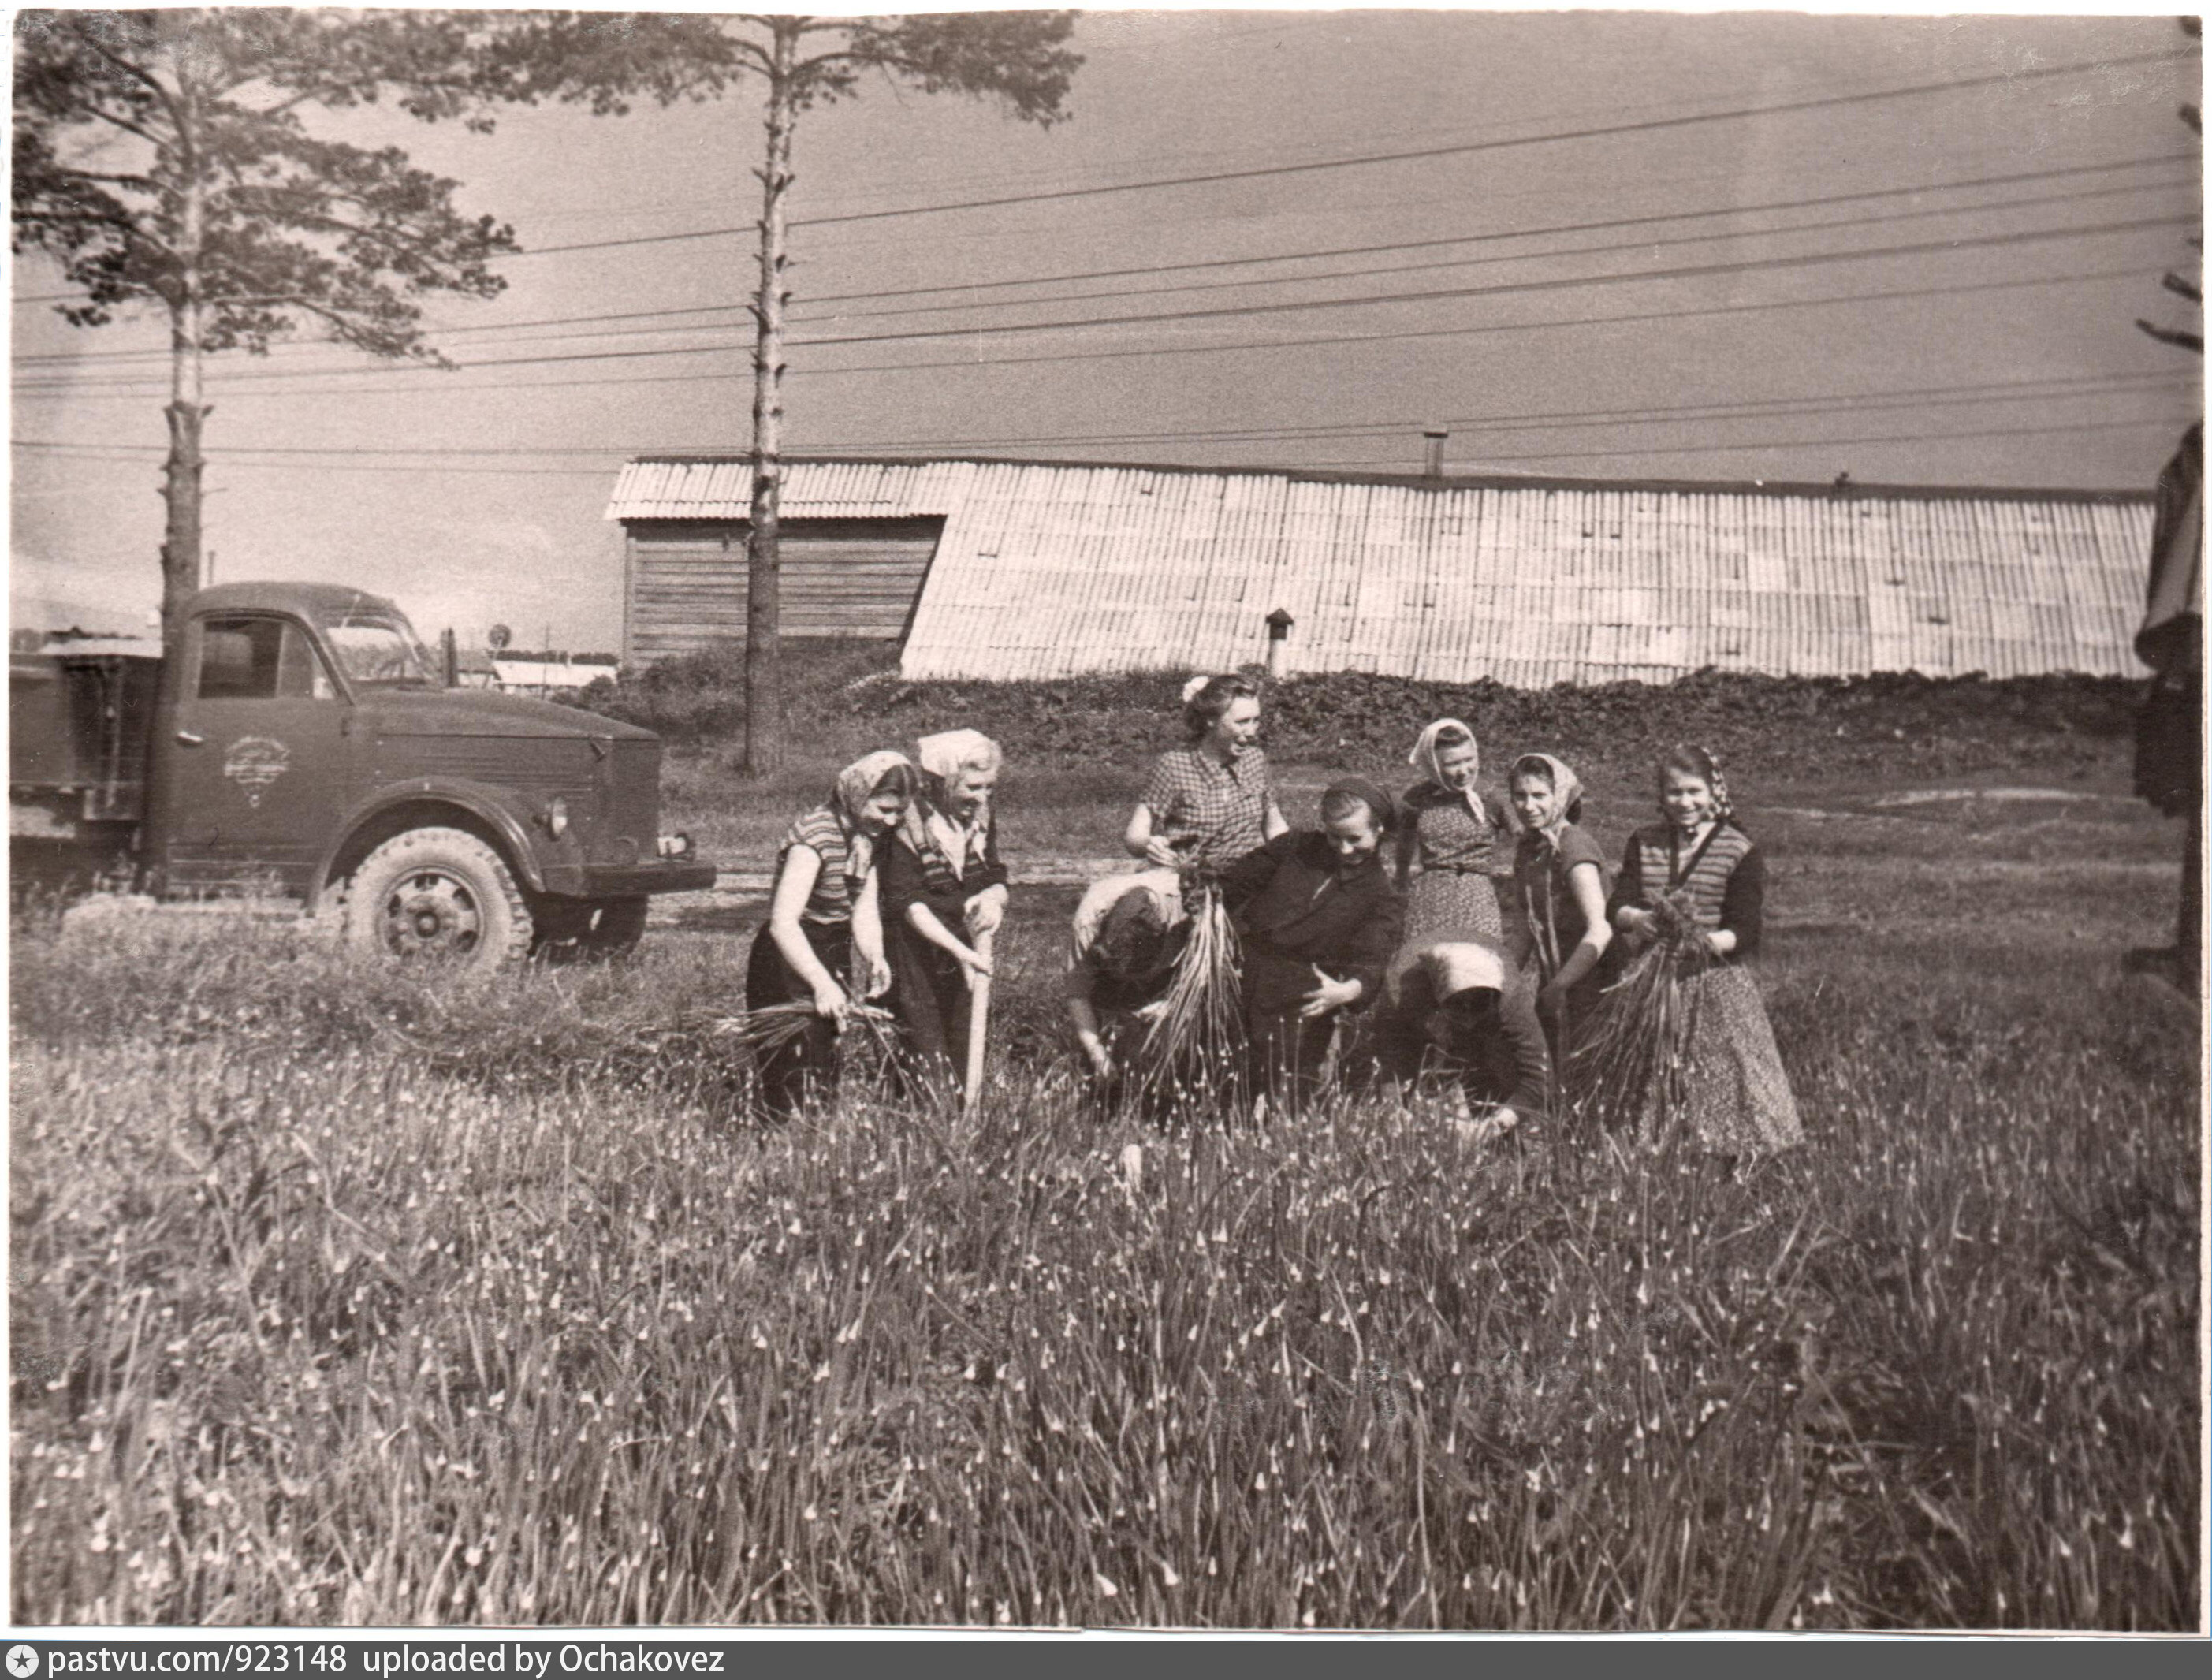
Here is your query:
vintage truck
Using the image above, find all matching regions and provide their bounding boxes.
[9,580,715,971]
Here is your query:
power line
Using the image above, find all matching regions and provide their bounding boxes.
[512,46,2199,255]
[8,261,2169,401]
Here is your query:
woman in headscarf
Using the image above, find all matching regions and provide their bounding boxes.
[1507,751,1612,1074]
[747,750,919,1120]
[1397,717,1516,944]
[1219,777,1406,1117]
[881,728,1010,1101]
[1123,674,1288,878]
[1604,745,1801,1155]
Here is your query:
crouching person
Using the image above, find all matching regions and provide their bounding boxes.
[1375,929,1551,1145]
[1063,870,1189,1087]
[1220,779,1406,1118]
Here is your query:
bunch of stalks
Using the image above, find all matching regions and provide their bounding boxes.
[1568,888,1711,1143]
[1127,876,1249,1121]
[713,996,899,1060]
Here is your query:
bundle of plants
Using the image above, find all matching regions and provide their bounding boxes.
[1126,877,1251,1123]
[713,997,900,1059]
[1567,888,1711,1144]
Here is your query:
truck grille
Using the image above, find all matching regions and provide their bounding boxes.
[606,739,661,848]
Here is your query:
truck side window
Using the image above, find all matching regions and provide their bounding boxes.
[196,616,336,702]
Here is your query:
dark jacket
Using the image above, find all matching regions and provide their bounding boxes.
[1220,830,1406,1016]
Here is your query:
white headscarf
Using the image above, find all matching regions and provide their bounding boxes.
[1408,717,1485,819]
[910,729,1001,874]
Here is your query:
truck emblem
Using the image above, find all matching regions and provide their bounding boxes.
[222,736,292,806]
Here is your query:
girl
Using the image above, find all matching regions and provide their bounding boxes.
[747,750,918,1120]
[881,729,1009,1101]
[1605,745,1803,1155]
[1397,717,1515,944]
[1508,752,1612,1074]
[1124,674,1288,878]
[1220,779,1406,1116]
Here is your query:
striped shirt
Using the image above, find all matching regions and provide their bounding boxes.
[1612,821,1766,958]
[779,806,863,926]
[1140,747,1276,873]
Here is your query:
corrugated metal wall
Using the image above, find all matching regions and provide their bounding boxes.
[622,517,944,661]
[607,459,2158,684]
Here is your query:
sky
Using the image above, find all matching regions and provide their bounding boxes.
[7,5,2204,651]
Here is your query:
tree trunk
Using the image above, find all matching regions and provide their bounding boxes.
[742,19,801,778]
[158,56,208,654]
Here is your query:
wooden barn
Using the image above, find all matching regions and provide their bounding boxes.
[604,456,2158,685]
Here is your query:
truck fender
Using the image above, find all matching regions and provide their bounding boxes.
[308,778,551,912]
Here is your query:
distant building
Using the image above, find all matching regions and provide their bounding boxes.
[605,456,2158,686]
[492,657,617,695]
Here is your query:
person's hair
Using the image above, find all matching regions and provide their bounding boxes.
[868,762,921,803]
[1659,744,1719,790]
[1095,890,1178,982]
[1430,988,1500,1059]
[1509,754,1583,825]
[1183,673,1261,742]
[1320,787,1384,830]
[1432,723,1473,753]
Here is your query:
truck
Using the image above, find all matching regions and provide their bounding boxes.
[9,581,716,971]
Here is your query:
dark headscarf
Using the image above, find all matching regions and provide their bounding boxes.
[1324,777,1398,836]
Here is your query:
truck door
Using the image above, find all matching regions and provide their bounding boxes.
[161,613,352,895]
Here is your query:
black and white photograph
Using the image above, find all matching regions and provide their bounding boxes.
[5,2,2203,1636]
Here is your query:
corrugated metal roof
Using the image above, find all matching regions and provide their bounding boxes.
[605,455,2159,684]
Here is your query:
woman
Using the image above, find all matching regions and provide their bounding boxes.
[1124,674,1287,878]
[1220,779,1406,1117]
[747,750,918,1121]
[1397,717,1515,944]
[1605,745,1802,1155]
[1507,752,1612,1075]
[881,728,1009,1101]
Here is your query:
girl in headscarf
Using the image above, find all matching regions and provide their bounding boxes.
[747,750,919,1120]
[1507,752,1612,1073]
[881,728,1011,1101]
[1604,745,1801,1155]
[1397,717,1516,944]
[1219,778,1406,1117]
[1123,674,1288,878]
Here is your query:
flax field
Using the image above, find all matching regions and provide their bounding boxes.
[9,773,2200,1630]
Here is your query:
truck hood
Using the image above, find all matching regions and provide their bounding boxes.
[359,688,658,743]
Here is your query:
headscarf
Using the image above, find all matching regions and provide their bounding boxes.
[1407,717,1486,820]
[831,750,918,879]
[1323,777,1398,836]
[1510,752,1585,848]
[909,728,1001,874]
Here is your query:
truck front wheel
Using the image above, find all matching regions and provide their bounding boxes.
[340,827,533,976]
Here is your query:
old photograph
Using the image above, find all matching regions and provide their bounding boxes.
[6,4,2203,1635]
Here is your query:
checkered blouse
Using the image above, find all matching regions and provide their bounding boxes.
[1139,747,1277,874]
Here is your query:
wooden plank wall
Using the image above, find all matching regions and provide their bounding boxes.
[623,517,945,663]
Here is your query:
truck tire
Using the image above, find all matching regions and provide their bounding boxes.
[531,896,650,963]
[339,827,533,976]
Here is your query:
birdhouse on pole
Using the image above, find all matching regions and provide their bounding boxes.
[1264,607,1295,676]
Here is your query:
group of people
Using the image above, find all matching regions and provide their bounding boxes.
[747,673,1804,1157]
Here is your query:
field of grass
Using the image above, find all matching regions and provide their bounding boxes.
[9,702,2201,1629]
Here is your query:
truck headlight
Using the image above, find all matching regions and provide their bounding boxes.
[657,832,691,859]
[546,796,569,838]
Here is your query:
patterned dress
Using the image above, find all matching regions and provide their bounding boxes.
[1397,781,1515,944]
[1139,747,1277,876]
[1608,821,1804,1156]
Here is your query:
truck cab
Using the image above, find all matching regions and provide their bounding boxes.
[12,582,714,969]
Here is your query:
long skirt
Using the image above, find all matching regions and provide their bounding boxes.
[744,919,851,1121]
[884,923,975,1103]
[1403,866,1506,947]
[1663,965,1803,1155]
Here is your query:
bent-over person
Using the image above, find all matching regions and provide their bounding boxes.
[1373,928,1550,1144]
[1063,869,1189,1086]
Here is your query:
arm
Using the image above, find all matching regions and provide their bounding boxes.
[1544,861,1614,1002]
[767,847,847,1019]
[1216,832,1289,917]
[1609,839,1654,937]
[1127,759,1185,866]
[1394,806,1421,888]
[1066,993,1114,1078]
[1712,846,1765,959]
[965,810,1011,935]
[851,866,890,999]
[1492,987,1554,1118]
[905,900,992,978]
[1304,877,1406,1017]
[1262,793,1290,841]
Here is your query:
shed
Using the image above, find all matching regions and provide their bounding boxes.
[604,455,2158,685]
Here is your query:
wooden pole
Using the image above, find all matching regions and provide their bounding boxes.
[964,926,996,1115]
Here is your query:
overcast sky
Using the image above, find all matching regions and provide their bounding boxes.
[9,6,2203,650]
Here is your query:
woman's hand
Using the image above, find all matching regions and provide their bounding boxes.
[810,978,851,1023]
[1084,1040,1115,1081]
[964,885,1008,937]
[1617,906,1655,937]
[1298,967,1361,1019]
[955,944,995,979]
[858,954,892,1000]
[1144,836,1183,870]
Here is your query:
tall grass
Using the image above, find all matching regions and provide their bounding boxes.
[9,879,2196,1628]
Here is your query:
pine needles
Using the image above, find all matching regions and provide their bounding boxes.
[1126,878,1249,1121]
[1569,888,1711,1144]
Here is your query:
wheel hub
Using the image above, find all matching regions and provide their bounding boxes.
[381,868,482,958]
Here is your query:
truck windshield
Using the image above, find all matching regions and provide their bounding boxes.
[323,614,434,687]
